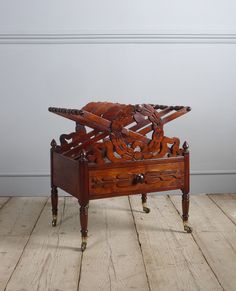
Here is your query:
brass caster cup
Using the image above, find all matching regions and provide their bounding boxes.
[81,237,87,252]
[52,215,57,227]
[183,223,193,233]
[142,202,150,213]
[143,206,150,213]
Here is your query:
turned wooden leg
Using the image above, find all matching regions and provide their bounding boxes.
[51,186,58,227]
[182,191,192,233]
[141,193,150,213]
[79,202,89,251]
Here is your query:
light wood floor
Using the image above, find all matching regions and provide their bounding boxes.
[0,194,236,291]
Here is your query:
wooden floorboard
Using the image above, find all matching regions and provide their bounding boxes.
[0,194,235,291]
[170,194,236,291]
[0,197,11,209]
[78,197,149,291]
[5,197,83,291]
[208,194,236,225]
[129,195,222,291]
[0,197,47,291]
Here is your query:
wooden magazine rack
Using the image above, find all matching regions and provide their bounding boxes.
[49,102,192,251]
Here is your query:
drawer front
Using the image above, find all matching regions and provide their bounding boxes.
[89,161,184,198]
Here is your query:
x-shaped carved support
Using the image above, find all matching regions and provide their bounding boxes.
[48,104,191,159]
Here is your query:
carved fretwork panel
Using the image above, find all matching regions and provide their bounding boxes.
[49,102,191,164]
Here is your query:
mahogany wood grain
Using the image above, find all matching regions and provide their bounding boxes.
[52,152,79,198]
[49,102,192,250]
[89,159,185,198]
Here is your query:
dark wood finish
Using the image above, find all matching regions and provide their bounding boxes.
[51,186,58,227]
[78,150,90,250]
[181,141,192,233]
[79,202,89,251]
[49,102,192,250]
[52,153,79,198]
[88,159,184,198]
[141,193,150,213]
[50,139,58,227]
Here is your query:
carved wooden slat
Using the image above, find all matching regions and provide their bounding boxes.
[63,114,138,159]
[49,103,191,164]
[162,107,191,124]
[64,131,109,158]
[60,129,98,153]
[102,104,129,121]
[82,102,123,115]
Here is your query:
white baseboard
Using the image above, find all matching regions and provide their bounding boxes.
[0,171,235,196]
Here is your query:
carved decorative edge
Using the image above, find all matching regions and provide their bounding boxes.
[48,105,191,115]
[49,103,191,164]
[48,107,84,115]
[78,149,88,162]
[183,141,190,153]
[144,104,191,112]
[50,139,57,149]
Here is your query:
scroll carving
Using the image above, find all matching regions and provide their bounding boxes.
[87,104,181,164]
[49,102,191,164]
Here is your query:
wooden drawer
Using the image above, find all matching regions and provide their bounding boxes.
[89,160,185,198]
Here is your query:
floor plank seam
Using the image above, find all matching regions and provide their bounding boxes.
[4,198,49,291]
[55,197,66,250]
[76,251,84,291]
[207,194,236,226]
[188,232,225,291]
[0,197,12,210]
[168,195,226,291]
[128,196,151,291]
[104,206,118,288]
[76,199,84,291]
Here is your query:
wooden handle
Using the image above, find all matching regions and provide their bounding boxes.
[133,173,145,184]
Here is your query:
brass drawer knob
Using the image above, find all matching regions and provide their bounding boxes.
[133,173,145,184]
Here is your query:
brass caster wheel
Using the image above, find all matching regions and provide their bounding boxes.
[81,242,87,252]
[142,202,150,213]
[143,206,150,213]
[81,237,87,252]
[183,222,192,233]
[52,215,57,227]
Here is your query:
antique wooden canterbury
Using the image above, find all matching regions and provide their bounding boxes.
[49,102,192,251]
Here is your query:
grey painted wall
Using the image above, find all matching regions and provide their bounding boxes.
[0,1,236,195]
